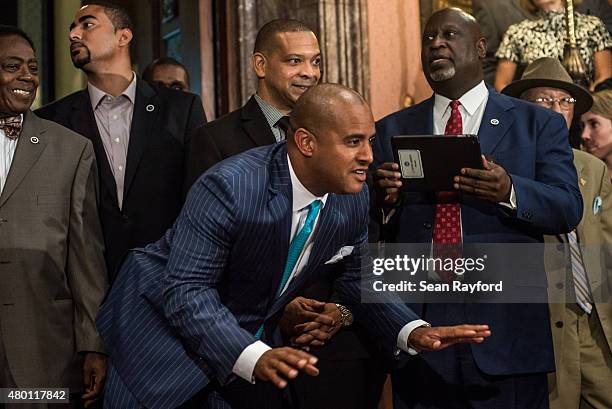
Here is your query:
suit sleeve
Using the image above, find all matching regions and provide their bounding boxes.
[509,113,583,234]
[185,124,225,191]
[162,172,257,386]
[333,189,420,359]
[67,141,109,353]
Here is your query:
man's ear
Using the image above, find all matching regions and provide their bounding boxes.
[117,28,133,47]
[477,37,487,59]
[293,128,315,158]
[252,52,266,79]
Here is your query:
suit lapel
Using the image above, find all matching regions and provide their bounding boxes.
[242,96,277,147]
[265,147,292,302]
[124,79,159,201]
[72,89,118,206]
[0,111,48,207]
[574,157,586,240]
[267,196,341,319]
[409,96,435,134]
[477,90,515,155]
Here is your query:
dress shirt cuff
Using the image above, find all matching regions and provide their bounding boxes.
[232,340,271,384]
[396,319,430,356]
[498,184,517,210]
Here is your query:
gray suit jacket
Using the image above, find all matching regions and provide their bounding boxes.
[546,150,612,374]
[0,111,108,391]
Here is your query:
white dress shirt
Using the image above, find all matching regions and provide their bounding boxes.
[0,114,22,194]
[233,155,428,383]
[88,73,137,209]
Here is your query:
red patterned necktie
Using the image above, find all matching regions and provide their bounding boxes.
[0,115,22,139]
[433,100,462,281]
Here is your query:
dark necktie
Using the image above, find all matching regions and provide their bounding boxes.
[0,115,22,139]
[433,100,462,281]
[275,116,291,138]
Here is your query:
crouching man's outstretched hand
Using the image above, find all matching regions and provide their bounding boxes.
[254,347,319,389]
[408,324,491,352]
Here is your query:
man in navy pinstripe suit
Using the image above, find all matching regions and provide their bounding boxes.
[97,84,491,409]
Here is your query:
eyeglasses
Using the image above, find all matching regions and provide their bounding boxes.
[528,97,577,110]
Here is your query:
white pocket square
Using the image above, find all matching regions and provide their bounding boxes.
[324,246,354,264]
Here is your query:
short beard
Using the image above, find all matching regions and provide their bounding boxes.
[71,47,92,69]
[429,66,456,82]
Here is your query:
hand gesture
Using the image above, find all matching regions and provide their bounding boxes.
[408,324,491,352]
[253,347,319,389]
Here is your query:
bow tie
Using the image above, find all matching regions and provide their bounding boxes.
[0,115,22,140]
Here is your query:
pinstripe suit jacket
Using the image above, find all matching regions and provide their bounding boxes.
[97,142,418,408]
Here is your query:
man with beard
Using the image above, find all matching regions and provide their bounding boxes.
[36,2,206,277]
[187,19,386,409]
[0,25,108,408]
[373,8,582,409]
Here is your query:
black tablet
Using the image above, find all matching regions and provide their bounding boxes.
[391,134,483,192]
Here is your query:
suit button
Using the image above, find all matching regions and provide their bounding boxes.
[423,222,432,230]
[555,321,563,328]
[556,282,564,289]
[0,218,7,223]
[121,215,129,222]
[557,244,564,251]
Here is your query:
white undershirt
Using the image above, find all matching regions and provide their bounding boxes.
[0,114,22,194]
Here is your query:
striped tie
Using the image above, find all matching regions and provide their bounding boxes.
[568,230,593,314]
[255,200,322,339]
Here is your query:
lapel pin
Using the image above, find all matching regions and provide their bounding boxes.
[593,196,602,215]
[580,177,586,186]
[146,104,155,112]
[490,119,499,126]
[30,136,39,144]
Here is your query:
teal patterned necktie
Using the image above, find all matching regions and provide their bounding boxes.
[255,199,322,339]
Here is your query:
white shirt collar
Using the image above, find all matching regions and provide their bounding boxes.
[88,71,137,108]
[287,154,328,212]
[434,80,488,118]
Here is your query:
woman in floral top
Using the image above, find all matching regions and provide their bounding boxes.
[494,0,612,92]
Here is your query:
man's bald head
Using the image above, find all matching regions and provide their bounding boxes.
[287,83,374,196]
[289,83,368,142]
[421,7,486,99]
[429,8,482,38]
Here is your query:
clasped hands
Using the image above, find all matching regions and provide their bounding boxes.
[254,297,341,389]
[375,155,512,204]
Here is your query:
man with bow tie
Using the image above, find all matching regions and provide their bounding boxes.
[0,25,108,408]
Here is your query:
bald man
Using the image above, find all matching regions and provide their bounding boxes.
[373,8,582,409]
[98,84,491,409]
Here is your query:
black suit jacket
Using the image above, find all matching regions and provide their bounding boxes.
[186,95,275,188]
[36,78,206,277]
